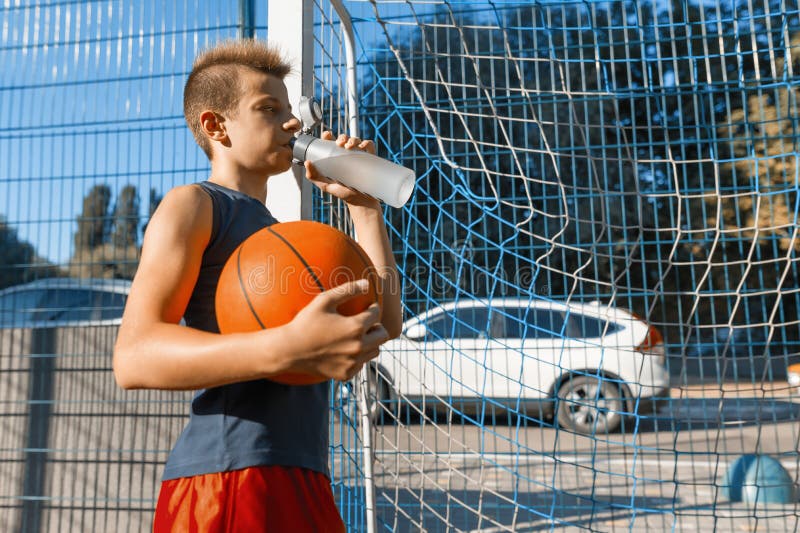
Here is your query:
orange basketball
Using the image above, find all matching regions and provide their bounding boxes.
[215,221,381,385]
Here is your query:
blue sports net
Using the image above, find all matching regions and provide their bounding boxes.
[316,1,800,531]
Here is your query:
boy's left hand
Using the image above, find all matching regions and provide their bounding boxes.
[303,131,381,209]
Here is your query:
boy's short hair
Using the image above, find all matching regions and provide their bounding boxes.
[184,39,292,159]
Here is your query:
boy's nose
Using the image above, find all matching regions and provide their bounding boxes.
[285,115,301,132]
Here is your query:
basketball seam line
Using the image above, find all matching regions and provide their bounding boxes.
[267,226,325,292]
[236,244,267,329]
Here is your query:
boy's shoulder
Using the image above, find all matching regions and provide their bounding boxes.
[164,182,210,203]
[156,183,214,216]
[146,183,213,239]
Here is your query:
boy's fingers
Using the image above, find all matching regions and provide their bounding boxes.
[351,303,382,328]
[359,139,376,154]
[325,132,376,153]
[304,161,331,181]
[362,323,390,349]
[345,136,362,149]
[356,348,380,366]
[321,280,371,309]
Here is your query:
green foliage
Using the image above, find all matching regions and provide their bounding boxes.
[360,1,799,352]
[112,185,140,248]
[69,184,143,280]
[74,184,112,252]
[0,217,60,290]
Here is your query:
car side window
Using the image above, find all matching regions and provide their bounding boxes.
[0,287,128,326]
[425,311,454,340]
[453,306,490,339]
[489,308,506,339]
[565,312,620,338]
[425,306,490,339]
[42,288,94,321]
[50,289,127,322]
[508,308,563,339]
[501,307,523,338]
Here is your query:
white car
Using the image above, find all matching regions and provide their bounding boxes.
[370,298,669,434]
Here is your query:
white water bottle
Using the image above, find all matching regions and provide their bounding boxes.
[290,133,415,208]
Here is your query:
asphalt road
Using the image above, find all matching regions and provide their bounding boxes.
[335,382,800,532]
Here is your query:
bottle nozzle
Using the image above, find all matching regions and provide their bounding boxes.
[290,134,316,162]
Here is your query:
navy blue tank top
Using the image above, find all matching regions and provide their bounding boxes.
[162,181,330,481]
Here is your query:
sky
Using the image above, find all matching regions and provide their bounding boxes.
[0,0,764,266]
[1,0,266,265]
[0,0,432,265]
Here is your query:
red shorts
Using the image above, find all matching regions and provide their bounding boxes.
[153,465,345,533]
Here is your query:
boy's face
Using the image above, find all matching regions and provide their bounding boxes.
[215,70,300,176]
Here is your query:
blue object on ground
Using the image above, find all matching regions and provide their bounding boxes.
[722,454,796,504]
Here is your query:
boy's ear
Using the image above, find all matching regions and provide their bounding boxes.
[200,110,227,142]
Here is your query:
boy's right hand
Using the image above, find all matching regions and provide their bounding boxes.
[282,279,389,382]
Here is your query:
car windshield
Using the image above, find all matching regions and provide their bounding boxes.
[0,286,127,327]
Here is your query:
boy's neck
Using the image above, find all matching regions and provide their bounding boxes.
[208,162,270,203]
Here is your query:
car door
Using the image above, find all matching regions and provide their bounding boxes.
[502,305,568,399]
[479,305,530,400]
[388,308,452,398]
[407,305,490,401]
[447,305,492,400]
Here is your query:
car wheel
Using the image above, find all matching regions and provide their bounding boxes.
[365,368,397,424]
[333,367,394,425]
[555,375,625,434]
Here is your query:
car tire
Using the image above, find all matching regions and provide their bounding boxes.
[364,368,393,424]
[555,375,625,434]
[333,367,394,425]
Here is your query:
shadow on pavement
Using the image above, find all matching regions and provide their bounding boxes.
[374,486,677,532]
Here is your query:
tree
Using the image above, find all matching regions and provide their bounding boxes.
[74,185,112,253]
[112,185,140,248]
[358,1,799,355]
[0,217,60,290]
[69,184,142,280]
[711,30,800,354]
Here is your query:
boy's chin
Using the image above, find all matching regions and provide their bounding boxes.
[264,159,293,176]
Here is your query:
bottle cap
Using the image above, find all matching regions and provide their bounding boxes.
[289,134,316,162]
[298,97,323,134]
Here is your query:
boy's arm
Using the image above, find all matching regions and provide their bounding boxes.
[113,184,388,390]
[304,132,404,339]
[346,202,403,339]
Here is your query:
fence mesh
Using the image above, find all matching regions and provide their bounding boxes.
[1,0,799,532]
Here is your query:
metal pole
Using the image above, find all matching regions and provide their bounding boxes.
[19,328,56,533]
[329,0,360,138]
[238,0,255,39]
[266,0,314,222]
[327,4,376,532]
